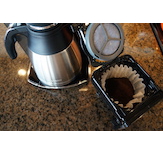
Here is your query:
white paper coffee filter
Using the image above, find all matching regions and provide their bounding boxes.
[101,65,146,109]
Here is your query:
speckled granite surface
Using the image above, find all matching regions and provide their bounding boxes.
[0,23,163,131]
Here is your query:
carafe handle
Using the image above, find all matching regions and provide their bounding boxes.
[4,25,28,59]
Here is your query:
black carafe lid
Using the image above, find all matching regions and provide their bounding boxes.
[27,23,58,31]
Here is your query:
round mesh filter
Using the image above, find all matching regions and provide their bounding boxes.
[85,23,124,61]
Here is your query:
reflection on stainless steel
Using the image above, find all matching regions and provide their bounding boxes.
[88,66,92,76]
[28,23,57,30]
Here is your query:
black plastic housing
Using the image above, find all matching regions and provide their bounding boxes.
[150,23,163,54]
[92,55,163,129]
[27,24,73,55]
[4,23,73,59]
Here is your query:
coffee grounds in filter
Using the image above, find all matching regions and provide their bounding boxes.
[101,65,146,109]
[105,78,134,106]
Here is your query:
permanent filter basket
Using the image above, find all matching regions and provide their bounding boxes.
[85,23,124,62]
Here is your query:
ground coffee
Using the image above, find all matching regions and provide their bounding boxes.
[105,77,134,106]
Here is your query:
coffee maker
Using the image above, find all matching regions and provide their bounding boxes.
[4,23,163,129]
[4,23,89,89]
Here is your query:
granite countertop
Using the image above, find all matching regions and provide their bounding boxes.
[0,23,163,131]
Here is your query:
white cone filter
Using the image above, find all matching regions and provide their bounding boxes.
[101,65,146,109]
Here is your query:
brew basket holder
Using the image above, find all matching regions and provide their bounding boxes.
[92,55,163,129]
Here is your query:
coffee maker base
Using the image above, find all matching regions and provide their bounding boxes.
[27,64,89,89]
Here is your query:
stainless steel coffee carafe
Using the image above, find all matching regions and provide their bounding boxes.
[4,23,82,87]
